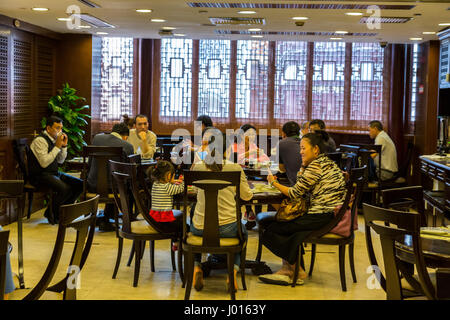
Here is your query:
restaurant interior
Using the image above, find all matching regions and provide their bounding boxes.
[0,0,449,302]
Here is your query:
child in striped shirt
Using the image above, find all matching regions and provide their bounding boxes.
[146,160,184,234]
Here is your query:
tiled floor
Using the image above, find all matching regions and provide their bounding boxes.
[3,207,387,300]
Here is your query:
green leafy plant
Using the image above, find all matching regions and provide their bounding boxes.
[41,83,91,158]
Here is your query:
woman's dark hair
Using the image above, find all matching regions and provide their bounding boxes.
[146,160,175,182]
[282,121,300,137]
[309,119,326,130]
[122,114,135,129]
[196,115,213,128]
[240,123,256,134]
[302,131,330,154]
[112,122,130,136]
[204,131,230,172]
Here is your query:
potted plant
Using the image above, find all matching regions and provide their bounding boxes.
[41,83,91,158]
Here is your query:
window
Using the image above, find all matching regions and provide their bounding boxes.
[99,37,134,122]
[410,43,419,123]
[198,39,231,118]
[236,40,269,119]
[160,38,193,117]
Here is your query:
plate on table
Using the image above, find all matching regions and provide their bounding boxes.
[251,182,280,194]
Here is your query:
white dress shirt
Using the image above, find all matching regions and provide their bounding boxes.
[30,131,67,169]
[374,130,398,180]
[127,129,157,159]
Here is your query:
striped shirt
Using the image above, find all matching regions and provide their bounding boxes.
[151,181,184,211]
[288,154,346,215]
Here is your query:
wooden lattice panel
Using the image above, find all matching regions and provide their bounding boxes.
[35,42,54,131]
[0,35,8,137]
[13,39,33,137]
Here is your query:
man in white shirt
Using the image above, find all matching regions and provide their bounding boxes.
[28,116,83,224]
[368,120,399,181]
[127,114,157,159]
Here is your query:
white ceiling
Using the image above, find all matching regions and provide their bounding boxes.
[0,0,449,43]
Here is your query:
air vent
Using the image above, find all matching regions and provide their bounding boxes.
[214,30,377,37]
[77,0,101,8]
[77,13,115,28]
[188,3,415,10]
[209,17,266,25]
[359,16,412,24]
[159,30,173,37]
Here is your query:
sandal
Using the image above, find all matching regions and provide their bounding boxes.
[227,268,238,292]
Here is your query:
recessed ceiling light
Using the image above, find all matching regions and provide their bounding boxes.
[248,28,262,32]
[335,31,348,34]
[251,35,263,38]
[330,37,343,40]
[32,7,49,12]
[438,23,450,26]
[136,9,152,13]
[79,25,91,29]
[422,32,436,35]
[409,37,422,41]
[174,34,185,37]
[151,19,166,23]
[57,18,71,21]
[238,11,256,14]
[96,32,108,35]
[292,17,308,20]
[162,26,176,30]
[345,12,363,16]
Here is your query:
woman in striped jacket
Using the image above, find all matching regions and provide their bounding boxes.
[260,131,347,286]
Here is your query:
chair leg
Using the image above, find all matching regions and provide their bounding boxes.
[240,246,247,291]
[292,247,301,287]
[150,240,155,272]
[339,245,347,292]
[127,241,135,267]
[227,253,236,300]
[133,241,142,287]
[349,243,357,283]
[308,244,316,277]
[170,240,176,271]
[27,191,33,219]
[112,237,123,279]
[177,240,184,285]
[184,252,194,300]
[255,227,263,262]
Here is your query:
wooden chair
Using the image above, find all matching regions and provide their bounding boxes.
[381,141,414,189]
[0,229,10,300]
[326,152,343,167]
[382,186,427,227]
[297,166,365,291]
[12,138,54,220]
[182,170,247,300]
[109,161,183,287]
[362,202,442,300]
[9,195,99,300]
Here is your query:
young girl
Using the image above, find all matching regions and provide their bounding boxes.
[146,160,184,234]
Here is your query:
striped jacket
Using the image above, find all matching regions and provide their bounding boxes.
[288,154,346,215]
[151,181,184,211]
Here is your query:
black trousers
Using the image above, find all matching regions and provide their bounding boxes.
[32,172,83,221]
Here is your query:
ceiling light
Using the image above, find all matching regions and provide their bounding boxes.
[57,18,71,21]
[292,17,308,20]
[238,11,256,14]
[248,28,262,32]
[32,7,49,11]
[251,35,263,38]
[438,23,450,26]
[151,19,166,23]
[409,37,422,41]
[330,37,343,40]
[96,32,108,35]
[345,12,363,16]
[422,32,436,35]
[136,9,152,13]
[79,25,91,29]
[174,34,185,37]
[162,26,176,30]
[335,31,348,34]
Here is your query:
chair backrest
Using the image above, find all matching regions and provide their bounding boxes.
[0,180,24,197]
[183,170,243,247]
[306,166,366,239]
[109,160,166,234]
[12,138,30,182]
[128,154,142,164]
[396,141,414,179]
[23,195,99,300]
[82,146,124,199]
[326,152,342,167]
[382,186,426,227]
[0,229,10,300]
[362,202,436,300]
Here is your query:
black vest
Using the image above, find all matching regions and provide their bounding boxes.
[28,133,59,178]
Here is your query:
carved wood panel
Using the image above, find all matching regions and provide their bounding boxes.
[0,34,8,138]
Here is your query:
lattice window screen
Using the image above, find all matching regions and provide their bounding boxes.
[100,37,134,122]
[350,42,384,122]
[198,39,230,118]
[0,35,8,137]
[35,43,54,132]
[13,39,33,137]
[410,43,419,123]
[236,40,269,120]
[274,41,308,121]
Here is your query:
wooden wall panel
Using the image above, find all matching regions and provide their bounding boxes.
[0,33,8,138]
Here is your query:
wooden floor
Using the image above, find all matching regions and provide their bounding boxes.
[3,206,388,300]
